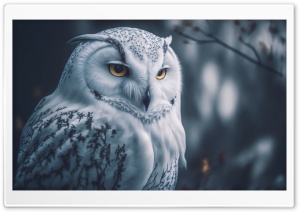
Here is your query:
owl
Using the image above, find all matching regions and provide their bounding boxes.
[15,27,186,190]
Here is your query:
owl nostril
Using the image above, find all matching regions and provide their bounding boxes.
[142,87,151,111]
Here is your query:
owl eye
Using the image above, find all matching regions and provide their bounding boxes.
[108,64,129,77]
[156,68,167,80]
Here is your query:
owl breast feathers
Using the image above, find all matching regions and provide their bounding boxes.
[15,27,186,190]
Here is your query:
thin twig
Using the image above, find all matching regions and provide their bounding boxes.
[177,29,282,77]
[177,31,215,45]
[239,39,262,63]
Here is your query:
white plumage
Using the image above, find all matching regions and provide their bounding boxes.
[15,27,186,190]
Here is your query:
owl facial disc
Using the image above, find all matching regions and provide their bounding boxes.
[60,27,181,122]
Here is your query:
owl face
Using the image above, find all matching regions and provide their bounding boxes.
[63,28,182,113]
[59,27,181,121]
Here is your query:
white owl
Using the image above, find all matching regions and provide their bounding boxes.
[15,27,186,190]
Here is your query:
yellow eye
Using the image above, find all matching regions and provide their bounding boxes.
[156,68,167,80]
[108,64,128,77]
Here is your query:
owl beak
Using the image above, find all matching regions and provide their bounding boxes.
[143,87,151,111]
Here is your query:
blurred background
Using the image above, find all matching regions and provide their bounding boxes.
[13,20,286,190]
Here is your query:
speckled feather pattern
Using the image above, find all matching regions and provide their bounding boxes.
[98,27,165,62]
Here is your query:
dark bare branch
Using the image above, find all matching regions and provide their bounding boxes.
[175,28,283,77]
[239,37,262,63]
[177,30,215,45]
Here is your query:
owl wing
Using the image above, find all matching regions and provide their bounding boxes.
[15,100,154,190]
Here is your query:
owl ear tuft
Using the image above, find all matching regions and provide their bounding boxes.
[67,34,109,44]
[165,35,172,45]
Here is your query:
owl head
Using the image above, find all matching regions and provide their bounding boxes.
[57,27,182,121]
